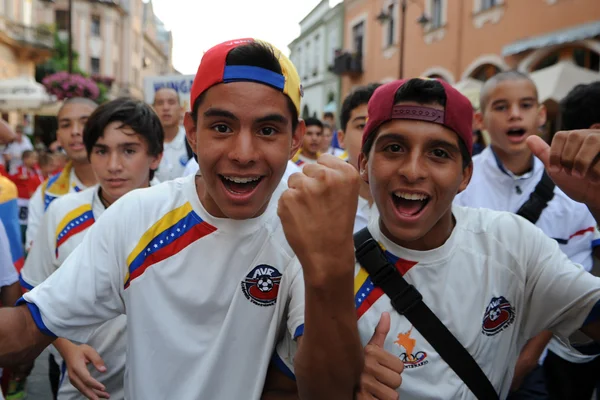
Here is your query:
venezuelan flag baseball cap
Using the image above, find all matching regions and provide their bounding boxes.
[363,78,474,156]
[190,38,303,115]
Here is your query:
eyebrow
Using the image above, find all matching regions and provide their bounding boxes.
[376,133,460,152]
[203,108,239,121]
[255,113,289,125]
[491,96,537,106]
[351,116,367,123]
[93,142,142,148]
[58,115,90,123]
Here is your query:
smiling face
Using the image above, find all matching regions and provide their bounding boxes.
[360,102,472,251]
[184,81,303,220]
[479,79,546,158]
[57,102,97,163]
[90,122,161,205]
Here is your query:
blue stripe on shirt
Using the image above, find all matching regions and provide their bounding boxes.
[16,297,56,337]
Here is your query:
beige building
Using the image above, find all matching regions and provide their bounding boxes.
[0,0,52,123]
[337,0,600,135]
[35,0,173,100]
[141,0,173,81]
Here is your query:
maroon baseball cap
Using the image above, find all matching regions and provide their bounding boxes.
[362,78,474,156]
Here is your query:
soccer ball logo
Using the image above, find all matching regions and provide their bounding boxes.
[241,265,282,307]
[482,296,515,336]
[257,277,274,292]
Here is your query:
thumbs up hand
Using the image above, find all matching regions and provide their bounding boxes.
[357,313,404,400]
[527,131,600,208]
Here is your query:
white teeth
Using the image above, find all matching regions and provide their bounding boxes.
[223,176,260,184]
[394,192,429,201]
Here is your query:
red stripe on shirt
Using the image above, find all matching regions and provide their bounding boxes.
[570,226,595,239]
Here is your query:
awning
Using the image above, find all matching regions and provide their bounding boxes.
[502,21,600,57]
[530,61,600,103]
[0,76,56,111]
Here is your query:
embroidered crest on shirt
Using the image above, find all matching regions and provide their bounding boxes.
[395,326,428,368]
[241,265,282,307]
[482,296,515,336]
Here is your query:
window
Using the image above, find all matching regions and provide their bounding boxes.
[114,22,120,42]
[91,57,101,75]
[55,10,69,31]
[481,0,498,11]
[471,64,501,82]
[574,48,600,72]
[328,28,337,66]
[532,51,559,71]
[313,35,320,76]
[431,0,443,29]
[304,41,310,79]
[386,3,395,47]
[352,21,365,54]
[91,15,101,36]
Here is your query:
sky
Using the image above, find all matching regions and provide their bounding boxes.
[148,0,343,75]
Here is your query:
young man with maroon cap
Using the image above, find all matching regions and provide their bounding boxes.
[347,77,600,399]
[0,39,363,400]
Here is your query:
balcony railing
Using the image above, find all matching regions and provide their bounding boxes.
[330,51,363,77]
[0,17,53,50]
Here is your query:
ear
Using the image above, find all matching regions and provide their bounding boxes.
[457,161,473,194]
[183,112,197,154]
[537,103,547,128]
[290,119,305,160]
[150,152,163,171]
[590,123,600,130]
[358,152,369,184]
[337,129,347,149]
[473,111,484,131]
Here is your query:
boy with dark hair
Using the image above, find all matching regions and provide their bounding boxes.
[0,39,363,400]
[20,97,163,400]
[455,72,600,399]
[540,81,600,400]
[26,97,98,251]
[344,77,600,399]
[292,117,323,166]
[337,83,381,232]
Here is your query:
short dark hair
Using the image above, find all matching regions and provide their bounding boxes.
[560,81,600,131]
[190,42,299,132]
[153,87,181,106]
[479,70,538,111]
[84,98,164,180]
[22,150,35,160]
[362,79,471,168]
[304,117,323,129]
[323,111,334,119]
[340,83,381,132]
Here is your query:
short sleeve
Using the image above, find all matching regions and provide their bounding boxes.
[20,201,60,290]
[274,258,305,378]
[25,185,43,251]
[0,221,18,288]
[519,217,600,340]
[21,200,128,342]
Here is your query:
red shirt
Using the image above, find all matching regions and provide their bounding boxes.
[9,165,44,199]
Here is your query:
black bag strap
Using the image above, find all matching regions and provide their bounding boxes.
[353,228,499,400]
[515,171,555,224]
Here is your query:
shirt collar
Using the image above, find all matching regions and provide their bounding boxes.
[489,146,536,181]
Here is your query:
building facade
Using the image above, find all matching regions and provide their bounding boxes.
[337,0,600,133]
[289,0,344,120]
[141,0,173,83]
[35,0,173,100]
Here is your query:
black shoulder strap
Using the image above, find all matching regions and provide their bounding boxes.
[515,171,555,224]
[353,228,499,400]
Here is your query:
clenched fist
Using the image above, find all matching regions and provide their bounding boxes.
[278,154,360,286]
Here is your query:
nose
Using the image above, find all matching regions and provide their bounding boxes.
[508,103,522,120]
[107,152,123,172]
[397,152,427,183]
[71,121,84,137]
[229,130,257,166]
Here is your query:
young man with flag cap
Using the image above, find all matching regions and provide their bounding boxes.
[0,38,363,400]
[331,77,600,399]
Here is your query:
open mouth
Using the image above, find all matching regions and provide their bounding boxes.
[392,191,430,217]
[220,175,263,195]
[506,128,527,141]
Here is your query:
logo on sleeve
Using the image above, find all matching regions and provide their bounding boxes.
[395,327,428,368]
[241,265,282,307]
[482,296,515,336]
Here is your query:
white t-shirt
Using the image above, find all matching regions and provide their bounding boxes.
[0,219,18,389]
[26,165,87,251]
[455,147,600,363]
[182,157,199,177]
[354,196,378,233]
[20,186,126,400]
[350,207,600,400]
[4,136,33,173]
[154,127,189,182]
[21,175,305,399]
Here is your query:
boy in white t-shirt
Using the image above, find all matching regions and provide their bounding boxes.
[455,71,600,399]
[19,98,163,400]
[0,39,363,400]
[26,98,99,251]
[335,78,600,400]
[292,117,323,167]
[337,83,381,232]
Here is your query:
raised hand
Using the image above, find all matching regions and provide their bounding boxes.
[278,154,359,285]
[358,313,404,400]
[527,130,600,207]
